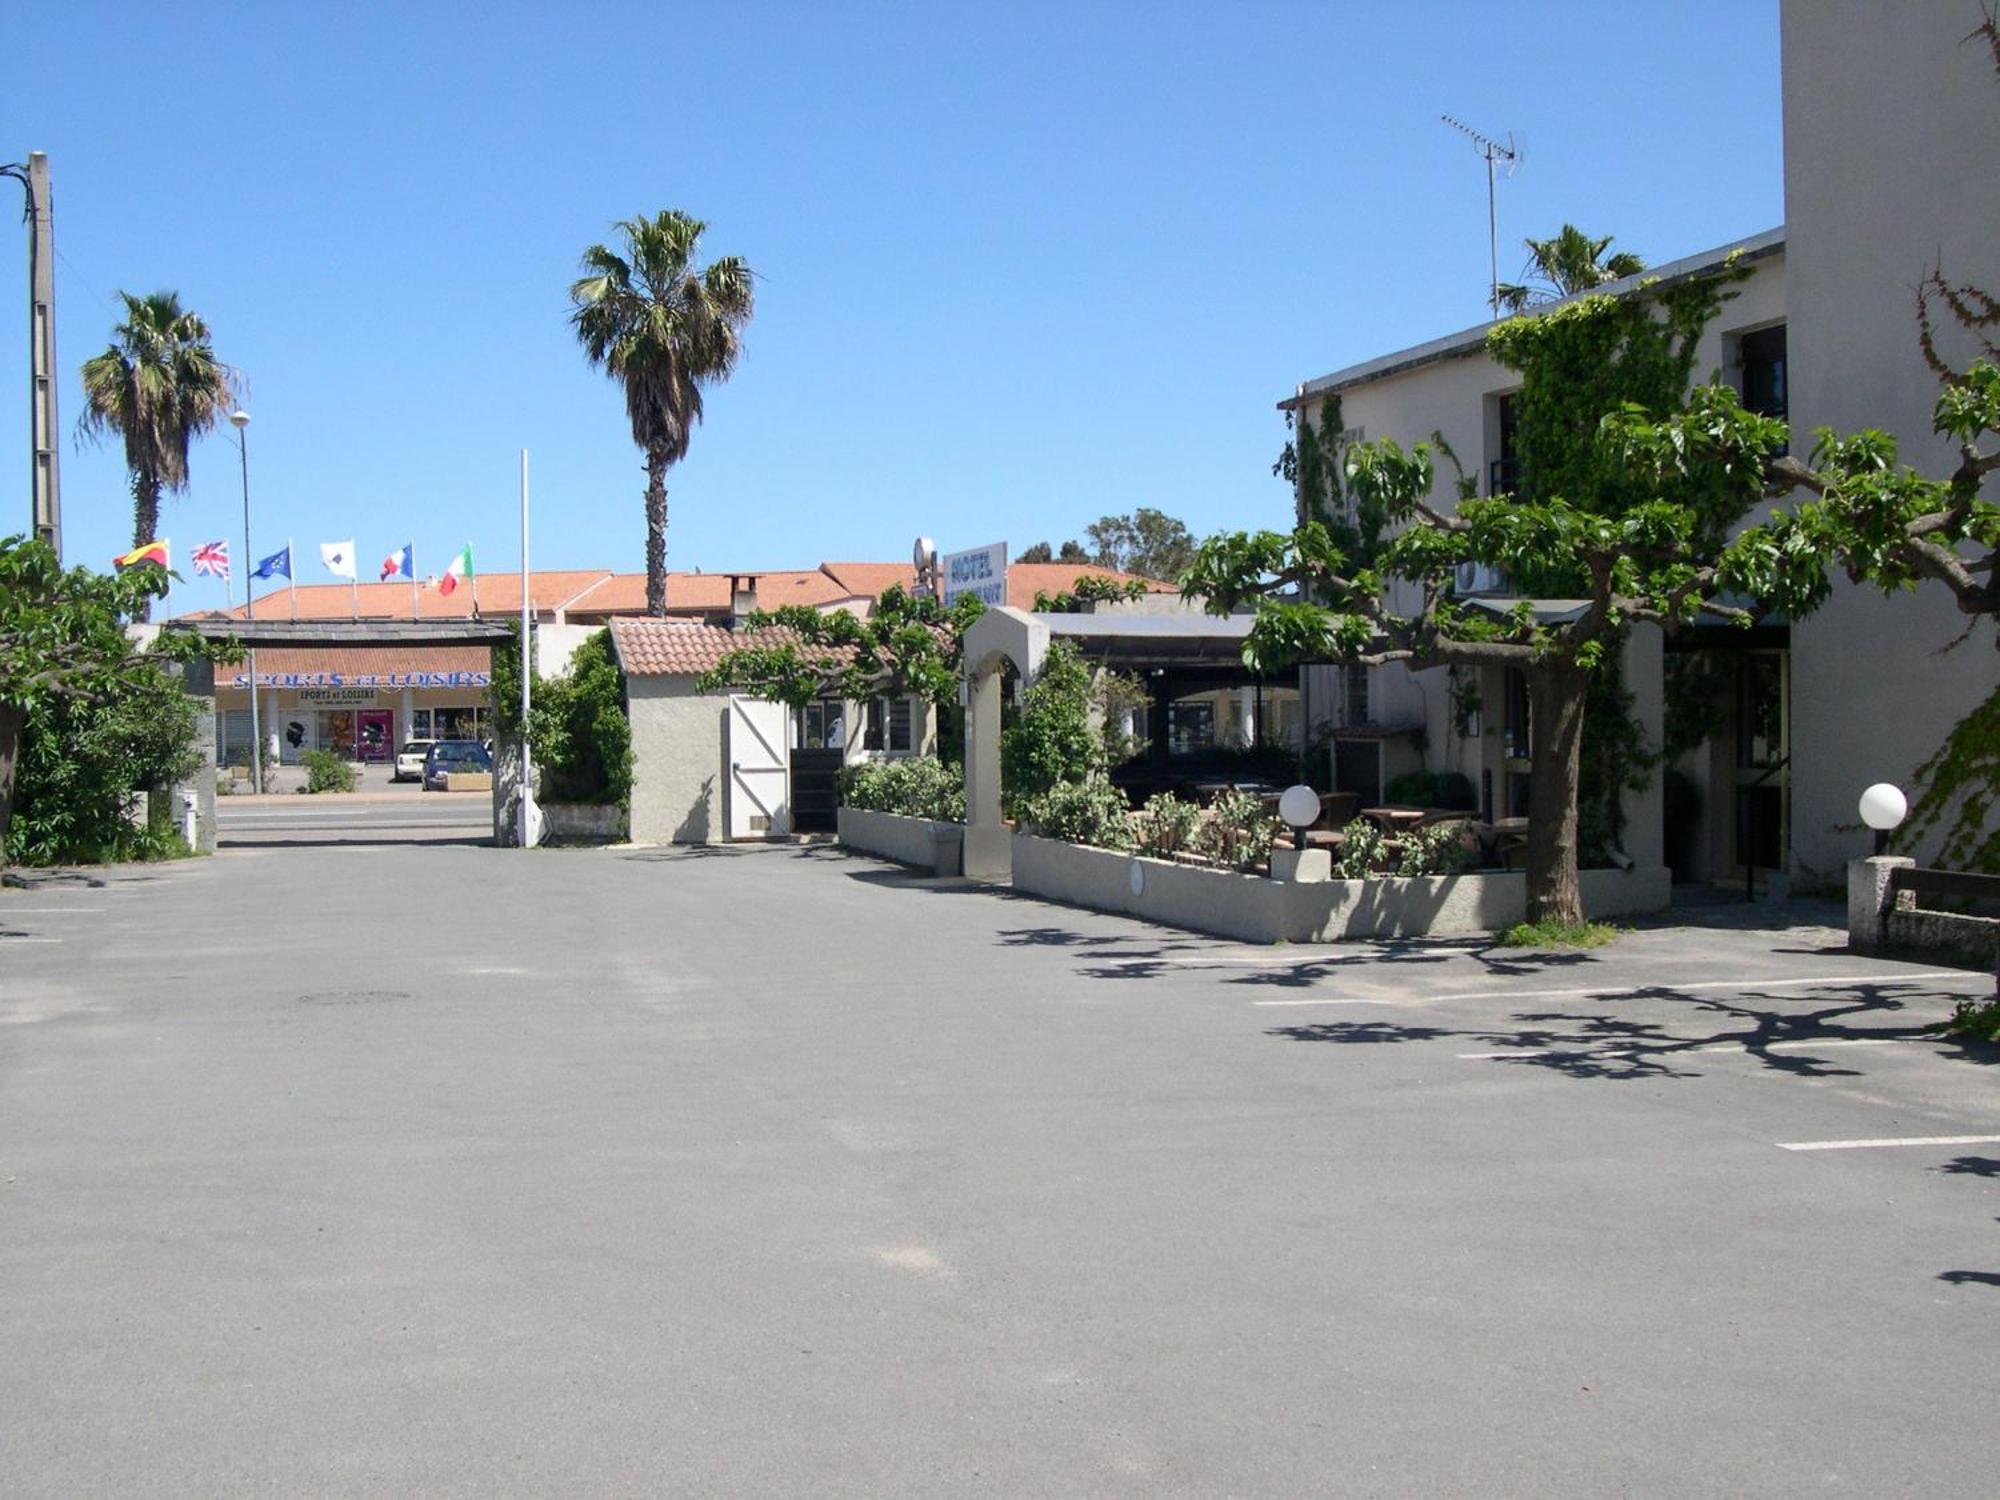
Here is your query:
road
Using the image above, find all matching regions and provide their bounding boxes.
[215,789,492,846]
[2,841,1997,1495]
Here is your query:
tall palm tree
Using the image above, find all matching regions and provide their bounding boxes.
[1496,225,1645,314]
[570,211,754,616]
[79,291,235,614]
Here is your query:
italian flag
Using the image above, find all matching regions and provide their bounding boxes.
[438,544,473,596]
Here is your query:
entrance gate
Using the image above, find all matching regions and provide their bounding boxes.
[790,748,843,834]
[726,695,792,838]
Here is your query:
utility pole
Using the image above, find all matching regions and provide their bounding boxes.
[1,151,60,559]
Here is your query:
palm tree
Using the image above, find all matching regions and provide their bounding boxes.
[1495,225,1645,314]
[570,211,754,616]
[78,291,234,618]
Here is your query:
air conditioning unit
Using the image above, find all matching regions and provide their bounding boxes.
[1455,561,1507,596]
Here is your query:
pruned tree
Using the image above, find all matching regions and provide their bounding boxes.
[696,585,987,713]
[1187,261,1796,925]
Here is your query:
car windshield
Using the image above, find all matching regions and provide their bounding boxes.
[435,745,482,764]
[399,742,431,756]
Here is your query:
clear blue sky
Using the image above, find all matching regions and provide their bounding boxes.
[6,1,1781,608]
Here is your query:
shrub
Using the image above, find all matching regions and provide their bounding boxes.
[533,630,632,807]
[7,661,203,866]
[1497,919,1618,949]
[1001,641,1103,814]
[1383,770,1439,806]
[1396,820,1480,877]
[1020,772,1134,850]
[840,756,966,822]
[1197,788,1282,872]
[1333,819,1393,878]
[301,748,357,794]
[1134,793,1202,859]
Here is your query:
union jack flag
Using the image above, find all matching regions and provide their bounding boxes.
[191,539,230,579]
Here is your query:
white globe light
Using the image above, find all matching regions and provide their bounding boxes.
[228,409,250,429]
[1858,782,1907,831]
[1278,783,1321,829]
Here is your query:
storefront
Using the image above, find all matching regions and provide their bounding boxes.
[211,649,494,767]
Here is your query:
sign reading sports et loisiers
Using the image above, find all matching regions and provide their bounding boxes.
[941,542,1008,608]
[226,670,492,689]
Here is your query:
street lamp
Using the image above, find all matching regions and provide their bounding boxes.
[1278,783,1322,852]
[1859,782,1907,857]
[230,410,263,794]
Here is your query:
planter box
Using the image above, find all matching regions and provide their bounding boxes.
[1011,833,1671,943]
[443,771,493,793]
[540,801,626,843]
[838,806,964,877]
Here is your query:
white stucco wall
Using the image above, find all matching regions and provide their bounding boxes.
[1781,0,2000,882]
[625,677,726,844]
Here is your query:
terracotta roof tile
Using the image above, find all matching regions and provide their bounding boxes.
[178,569,611,622]
[610,618,844,679]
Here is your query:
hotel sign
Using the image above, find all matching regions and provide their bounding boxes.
[227,670,492,689]
[941,542,1008,607]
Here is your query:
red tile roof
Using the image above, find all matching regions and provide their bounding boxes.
[1004,563,1175,607]
[564,569,850,619]
[610,619,844,678]
[181,570,612,622]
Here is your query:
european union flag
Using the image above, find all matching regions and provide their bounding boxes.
[251,545,292,581]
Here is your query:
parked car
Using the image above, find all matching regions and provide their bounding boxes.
[393,738,438,783]
[423,739,493,791]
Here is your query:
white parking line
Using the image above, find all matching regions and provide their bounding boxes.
[0,907,103,914]
[0,937,61,944]
[1254,971,1973,1007]
[1777,1134,2000,1152]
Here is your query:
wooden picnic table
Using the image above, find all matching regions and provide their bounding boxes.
[1360,805,1430,834]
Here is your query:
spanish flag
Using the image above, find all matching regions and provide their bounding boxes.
[113,539,169,572]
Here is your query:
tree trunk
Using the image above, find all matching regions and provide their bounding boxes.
[132,473,162,623]
[0,702,21,873]
[644,447,669,617]
[1524,661,1590,928]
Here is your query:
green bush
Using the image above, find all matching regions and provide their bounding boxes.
[1396,820,1480,877]
[532,630,632,807]
[1197,788,1281,872]
[6,661,202,866]
[1497,919,1618,949]
[1333,820,1392,878]
[1001,641,1103,815]
[1134,793,1202,859]
[839,756,966,822]
[1020,772,1134,850]
[301,748,357,794]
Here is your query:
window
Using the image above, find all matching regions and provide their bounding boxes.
[1489,391,1522,497]
[410,707,434,739]
[1341,664,1370,727]
[888,696,913,753]
[863,698,884,751]
[800,699,845,749]
[1738,324,1787,422]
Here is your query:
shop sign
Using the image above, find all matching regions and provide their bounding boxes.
[297,687,377,706]
[942,541,1008,607]
[227,670,493,690]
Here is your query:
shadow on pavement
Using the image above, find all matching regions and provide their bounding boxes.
[1266,978,1983,1082]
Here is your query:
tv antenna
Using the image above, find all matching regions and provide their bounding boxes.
[1441,115,1520,317]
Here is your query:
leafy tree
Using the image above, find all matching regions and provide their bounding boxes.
[697,585,987,713]
[1001,641,1106,815]
[1736,269,2000,868]
[1030,576,1148,612]
[77,291,234,621]
[1495,225,1645,315]
[1086,508,1197,582]
[1057,539,1091,564]
[0,537,224,868]
[1017,541,1055,563]
[1186,262,1794,925]
[570,211,754,617]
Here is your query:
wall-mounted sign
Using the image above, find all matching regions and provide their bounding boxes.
[941,542,1008,608]
[297,687,378,706]
[226,671,493,690]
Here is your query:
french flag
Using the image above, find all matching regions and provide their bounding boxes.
[380,543,413,581]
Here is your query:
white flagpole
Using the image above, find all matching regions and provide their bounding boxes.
[349,544,359,620]
[410,547,419,619]
[288,537,297,620]
[519,452,534,849]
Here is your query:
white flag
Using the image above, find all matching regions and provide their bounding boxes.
[320,539,357,579]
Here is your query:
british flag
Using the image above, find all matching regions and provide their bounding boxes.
[191,539,230,579]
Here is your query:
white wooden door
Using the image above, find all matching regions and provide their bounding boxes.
[726,696,792,839]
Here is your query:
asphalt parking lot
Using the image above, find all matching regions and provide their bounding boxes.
[3,840,1996,1495]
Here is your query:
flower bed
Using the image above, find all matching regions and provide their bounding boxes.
[1011,833,1670,943]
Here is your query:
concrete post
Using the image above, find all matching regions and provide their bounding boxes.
[1848,854,1913,954]
[962,665,1009,881]
[1620,623,1665,872]
[176,659,218,854]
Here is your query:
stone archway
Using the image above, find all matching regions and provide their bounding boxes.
[960,607,1049,880]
